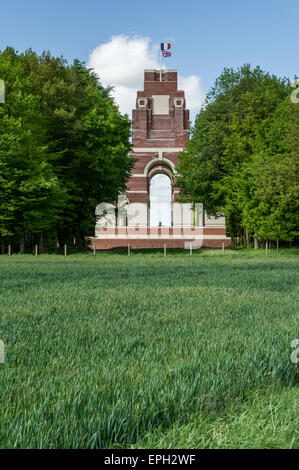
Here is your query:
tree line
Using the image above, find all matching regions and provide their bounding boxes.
[1,54,298,252]
[177,65,299,247]
[0,47,133,253]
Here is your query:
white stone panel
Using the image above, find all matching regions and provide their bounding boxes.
[127,203,148,227]
[205,213,226,226]
[95,203,116,228]
[194,203,204,227]
[173,202,193,227]
[152,95,169,115]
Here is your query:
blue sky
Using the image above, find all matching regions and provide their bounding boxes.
[1,0,298,91]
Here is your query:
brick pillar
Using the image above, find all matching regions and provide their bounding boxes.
[127,69,189,228]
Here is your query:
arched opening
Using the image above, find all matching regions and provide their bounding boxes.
[149,174,172,227]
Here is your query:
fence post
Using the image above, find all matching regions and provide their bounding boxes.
[128,244,130,256]
[164,243,166,257]
[35,245,38,256]
[222,243,225,255]
[64,244,67,256]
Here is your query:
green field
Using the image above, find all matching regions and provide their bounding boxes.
[0,248,298,449]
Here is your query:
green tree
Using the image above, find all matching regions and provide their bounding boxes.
[29,52,133,247]
[176,64,293,244]
[236,100,299,244]
[0,47,133,252]
[0,48,65,253]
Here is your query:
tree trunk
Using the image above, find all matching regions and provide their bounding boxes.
[1,239,4,255]
[254,237,259,250]
[20,237,25,254]
[53,236,59,254]
[245,227,250,248]
[277,238,279,254]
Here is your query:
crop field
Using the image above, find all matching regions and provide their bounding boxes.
[0,248,298,449]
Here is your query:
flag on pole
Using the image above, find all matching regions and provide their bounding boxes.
[159,42,172,81]
[161,43,171,51]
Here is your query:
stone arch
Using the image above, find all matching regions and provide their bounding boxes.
[148,163,174,182]
[144,157,176,178]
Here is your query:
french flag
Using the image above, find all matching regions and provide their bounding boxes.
[161,43,171,51]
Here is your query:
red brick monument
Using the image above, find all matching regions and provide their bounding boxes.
[93,69,230,249]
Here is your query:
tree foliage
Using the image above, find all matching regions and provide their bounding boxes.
[176,64,298,244]
[0,47,132,252]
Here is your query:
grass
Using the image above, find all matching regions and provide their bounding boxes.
[0,248,298,448]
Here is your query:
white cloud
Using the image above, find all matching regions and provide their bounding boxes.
[178,75,205,120]
[88,34,205,122]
